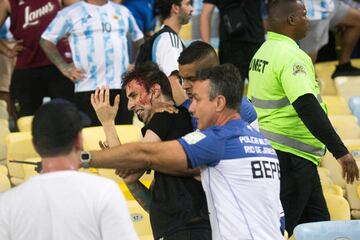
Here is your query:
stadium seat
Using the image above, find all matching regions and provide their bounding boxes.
[17,115,33,132]
[82,125,143,183]
[0,165,8,175]
[6,132,38,185]
[127,200,153,237]
[321,139,360,188]
[328,115,360,139]
[293,220,360,240]
[22,157,41,180]
[314,61,339,95]
[317,167,331,181]
[345,179,360,219]
[0,118,10,161]
[82,125,142,150]
[0,173,10,192]
[0,100,8,120]
[324,193,351,220]
[322,96,352,115]
[322,183,344,197]
[334,76,360,102]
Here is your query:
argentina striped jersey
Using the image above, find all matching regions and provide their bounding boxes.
[42,1,143,92]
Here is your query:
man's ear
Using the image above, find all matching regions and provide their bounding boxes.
[150,84,161,99]
[215,95,226,112]
[171,3,181,15]
[287,14,296,26]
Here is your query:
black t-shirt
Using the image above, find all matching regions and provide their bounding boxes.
[141,107,210,239]
[203,0,265,43]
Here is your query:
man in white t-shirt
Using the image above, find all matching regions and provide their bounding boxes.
[0,99,138,240]
[40,0,144,126]
[150,0,193,76]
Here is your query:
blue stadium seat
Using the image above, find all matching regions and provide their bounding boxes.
[293,220,360,240]
[348,96,360,125]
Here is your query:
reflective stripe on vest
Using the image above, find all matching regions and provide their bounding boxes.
[252,95,323,109]
[261,129,326,156]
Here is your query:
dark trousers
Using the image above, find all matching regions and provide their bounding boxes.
[74,89,133,127]
[218,40,262,81]
[161,227,211,240]
[276,150,330,236]
[10,65,74,117]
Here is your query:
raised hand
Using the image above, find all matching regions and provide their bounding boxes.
[91,86,120,126]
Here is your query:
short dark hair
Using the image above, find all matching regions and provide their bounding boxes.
[268,0,299,20]
[157,0,182,20]
[122,63,173,100]
[32,99,89,157]
[178,41,217,65]
[197,64,243,110]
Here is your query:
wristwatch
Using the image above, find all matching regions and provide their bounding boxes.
[80,151,92,168]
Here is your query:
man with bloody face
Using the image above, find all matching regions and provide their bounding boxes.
[91,63,211,240]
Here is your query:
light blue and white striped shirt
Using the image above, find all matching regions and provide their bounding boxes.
[42,1,143,92]
[303,0,335,20]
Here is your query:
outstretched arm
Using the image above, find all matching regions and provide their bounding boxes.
[90,140,189,174]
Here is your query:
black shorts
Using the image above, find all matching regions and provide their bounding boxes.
[276,150,330,236]
[74,89,133,126]
[10,65,74,117]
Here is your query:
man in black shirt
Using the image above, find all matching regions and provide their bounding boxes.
[200,0,265,80]
[91,63,211,240]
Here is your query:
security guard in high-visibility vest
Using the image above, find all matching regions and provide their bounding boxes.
[248,0,359,236]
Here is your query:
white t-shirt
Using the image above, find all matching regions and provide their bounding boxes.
[0,171,138,240]
[42,1,143,92]
[151,27,184,76]
[179,120,284,240]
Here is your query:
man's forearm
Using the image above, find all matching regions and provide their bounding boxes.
[102,122,121,147]
[39,38,67,71]
[293,94,349,159]
[90,141,188,173]
[126,181,151,212]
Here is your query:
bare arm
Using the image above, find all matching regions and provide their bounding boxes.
[40,38,84,81]
[200,3,215,43]
[91,87,121,147]
[90,140,189,174]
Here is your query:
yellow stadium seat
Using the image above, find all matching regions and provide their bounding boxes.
[0,118,10,161]
[17,115,33,132]
[0,165,8,175]
[322,183,344,197]
[324,193,351,220]
[334,76,360,102]
[345,179,360,219]
[22,157,41,180]
[0,173,10,192]
[322,96,352,115]
[6,132,38,185]
[179,21,192,40]
[328,115,360,140]
[83,125,143,183]
[127,200,152,237]
[82,125,142,150]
